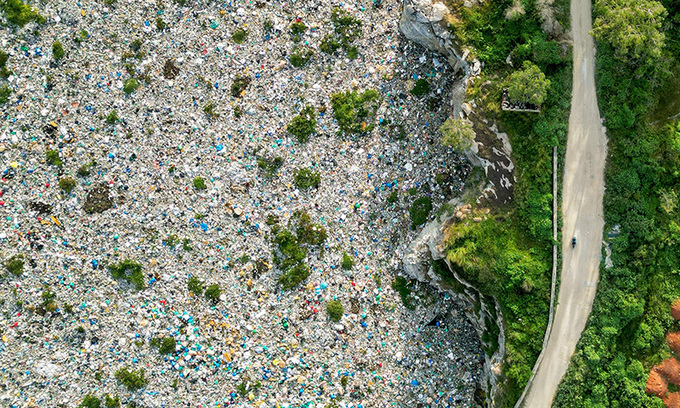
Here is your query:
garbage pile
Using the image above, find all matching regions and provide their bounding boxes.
[0,0,482,406]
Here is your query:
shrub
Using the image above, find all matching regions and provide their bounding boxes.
[320,35,341,54]
[106,110,118,124]
[392,276,415,310]
[331,8,362,44]
[204,283,221,302]
[158,337,176,354]
[294,168,321,189]
[290,21,306,42]
[346,45,358,60]
[123,78,140,95]
[257,156,283,177]
[155,17,166,30]
[193,176,206,190]
[330,89,380,134]
[387,190,398,203]
[0,85,11,104]
[232,28,248,44]
[130,39,142,52]
[0,50,11,78]
[326,300,343,322]
[187,276,204,295]
[52,41,64,61]
[108,259,144,290]
[5,254,24,276]
[58,177,76,193]
[203,102,218,118]
[231,74,250,97]
[114,367,147,391]
[341,252,354,270]
[409,197,433,227]
[78,394,101,408]
[287,105,317,142]
[293,211,327,245]
[46,149,62,167]
[410,79,430,97]
[278,262,310,289]
[0,0,45,27]
[104,395,120,408]
[289,48,313,68]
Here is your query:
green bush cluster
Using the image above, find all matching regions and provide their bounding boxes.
[0,50,11,78]
[319,8,362,58]
[0,0,45,27]
[341,251,354,270]
[232,28,248,44]
[108,259,144,290]
[5,254,24,276]
[391,276,415,310]
[294,168,321,189]
[289,48,314,68]
[123,78,139,94]
[52,41,64,61]
[58,177,76,193]
[204,283,221,302]
[158,337,176,354]
[193,176,206,190]
[45,149,63,167]
[326,300,343,322]
[410,79,430,97]
[78,394,101,408]
[203,102,218,118]
[409,197,432,227]
[330,89,380,135]
[0,85,10,104]
[271,211,327,289]
[106,110,118,124]
[290,21,306,42]
[114,367,147,391]
[257,156,283,178]
[287,105,317,143]
[187,276,204,295]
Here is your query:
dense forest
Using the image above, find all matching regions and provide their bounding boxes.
[441,0,571,405]
[554,0,680,406]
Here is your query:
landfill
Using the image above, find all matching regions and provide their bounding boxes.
[0,0,483,406]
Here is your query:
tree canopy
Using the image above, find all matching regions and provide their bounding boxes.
[506,61,551,106]
[440,117,476,151]
[592,0,667,63]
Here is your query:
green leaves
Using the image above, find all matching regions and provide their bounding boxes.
[506,61,551,106]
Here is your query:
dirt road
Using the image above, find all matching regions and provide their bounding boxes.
[517,0,607,406]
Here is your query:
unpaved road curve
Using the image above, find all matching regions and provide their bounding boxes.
[518,0,607,406]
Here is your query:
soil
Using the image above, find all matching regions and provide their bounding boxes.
[647,369,668,398]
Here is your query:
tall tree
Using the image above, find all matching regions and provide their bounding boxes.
[506,61,551,105]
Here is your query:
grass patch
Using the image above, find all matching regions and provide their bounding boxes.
[330,89,380,135]
[294,168,320,189]
[115,367,147,391]
[108,259,144,290]
[326,300,343,322]
[287,105,317,142]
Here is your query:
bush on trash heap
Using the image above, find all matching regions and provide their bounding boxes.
[409,196,433,227]
[78,394,101,408]
[326,300,344,322]
[330,89,380,135]
[114,367,147,391]
[108,259,144,290]
[204,283,221,302]
[1,0,46,27]
[158,337,176,355]
[341,251,354,270]
[293,168,321,190]
[287,105,317,143]
[187,276,204,295]
[5,254,24,276]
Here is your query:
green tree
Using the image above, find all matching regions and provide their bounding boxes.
[52,40,64,61]
[506,61,551,105]
[326,300,343,322]
[439,117,475,150]
[592,0,666,62]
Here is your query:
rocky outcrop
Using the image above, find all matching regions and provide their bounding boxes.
[403,200,505,408]
[400,0,478,77]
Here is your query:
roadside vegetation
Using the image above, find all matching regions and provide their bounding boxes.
[442,0,571,405]
[554,1,680,406]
